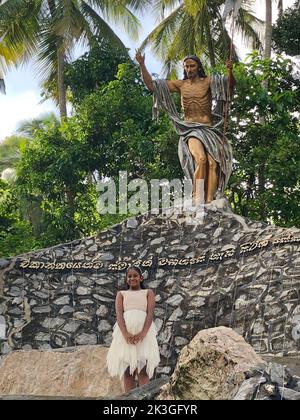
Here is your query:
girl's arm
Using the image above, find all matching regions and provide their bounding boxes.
[115,292,132,343]
[134,289,155,343]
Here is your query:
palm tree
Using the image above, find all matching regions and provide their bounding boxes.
[0,113,58,175]
[0,0,149,118]
[277,0,283,17]
[140,0,263,75]
[264,0,272,59]
[0,134,28,174]
[16,112,59,137]
[0,68,5,94]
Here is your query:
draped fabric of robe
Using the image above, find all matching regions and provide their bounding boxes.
[152,76,233,196]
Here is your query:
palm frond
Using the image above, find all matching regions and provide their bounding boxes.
[235,7,263,49]
[139,5,183,55]
[87,0,140,39]
[0,0,42,57]
[81,2,128,49]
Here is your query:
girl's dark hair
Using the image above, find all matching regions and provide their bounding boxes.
[183,55,206,79]
[124,266,146,289]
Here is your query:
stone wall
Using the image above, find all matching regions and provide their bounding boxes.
[1,200,300,375]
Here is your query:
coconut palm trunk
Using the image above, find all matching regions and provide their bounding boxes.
[258,0,273,220]
[278,0,283,17]
[57,49,67,118]
[46,0,67,119]
[264,0,272,59]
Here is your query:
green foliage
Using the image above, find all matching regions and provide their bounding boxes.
[64,39,132,104]
[140,0,262,75]
[0,220,40,258]
[14,62,180,252]
[75,62,181,181]
[0,179,18,229]
[0,134,29,172]
[227,53,300,226]
[0,179,39,257]
[273,1,300,56]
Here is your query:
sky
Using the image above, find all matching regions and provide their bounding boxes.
[0,0,296,142]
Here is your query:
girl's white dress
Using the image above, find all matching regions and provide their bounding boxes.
[106,289,160,379]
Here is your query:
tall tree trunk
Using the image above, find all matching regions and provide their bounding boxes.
[57,50,67,119]
[258,161,266,220]
[205,21,216,67]
[264,0,272,59]
[278,0,283,17]
[47,0,67,119]
[256,1,273,221]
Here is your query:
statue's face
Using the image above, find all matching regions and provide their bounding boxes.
[183,59,199,79]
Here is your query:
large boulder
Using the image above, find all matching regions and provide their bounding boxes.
[157,326,264,400]
[0,345,123,398]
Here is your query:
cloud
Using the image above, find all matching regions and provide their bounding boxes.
[0,90,57,141]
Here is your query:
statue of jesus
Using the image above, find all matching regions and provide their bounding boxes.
[135,52,235,204]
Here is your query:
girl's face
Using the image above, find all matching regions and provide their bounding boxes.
[126,269,142,290]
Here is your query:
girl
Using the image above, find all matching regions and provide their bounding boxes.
[106,266,160,392]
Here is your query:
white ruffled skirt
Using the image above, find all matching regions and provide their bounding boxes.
[106,309,160,379]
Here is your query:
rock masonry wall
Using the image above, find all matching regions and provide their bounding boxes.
[1,200,300,376]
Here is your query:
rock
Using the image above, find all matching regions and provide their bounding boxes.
[66,275,77,283]
[59,306,74,315]
[150,238,165,246]
[157,327,264,400]
[96,305,108,317]
[0,343,11,355]
[53,296,70,306]
[0,303,7,315]
[41,318,65,329]
[79,299,94,305]
[169,308,183,322]
[62,322,81,333]
[233,377,266,400]
[165,294,184,306]
[75,333,97,346]
[98,320,111,332]
[77,287,91,296]
[88,245,97,252]
[268,362,292,387]
[0,346,122,398]
[111,377,169,400]
[278,386,300,400]
[126,218,138,229]
[7,287,23,297]
[34,333,50,342]
[99,253,114,261]
[0,259,10,269]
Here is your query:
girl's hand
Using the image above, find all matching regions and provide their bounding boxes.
[132,332,146,344]
[124,332,134,344]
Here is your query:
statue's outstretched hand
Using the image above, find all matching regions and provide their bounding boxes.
[135,50,145,66]
[226,59,233,70]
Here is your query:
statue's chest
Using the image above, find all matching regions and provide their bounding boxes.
[181,80,211,101]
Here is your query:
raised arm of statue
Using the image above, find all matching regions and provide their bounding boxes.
[135,50,154,92]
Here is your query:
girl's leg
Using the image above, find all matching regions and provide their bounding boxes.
[124,367,137,392]
[138,366,150,387]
